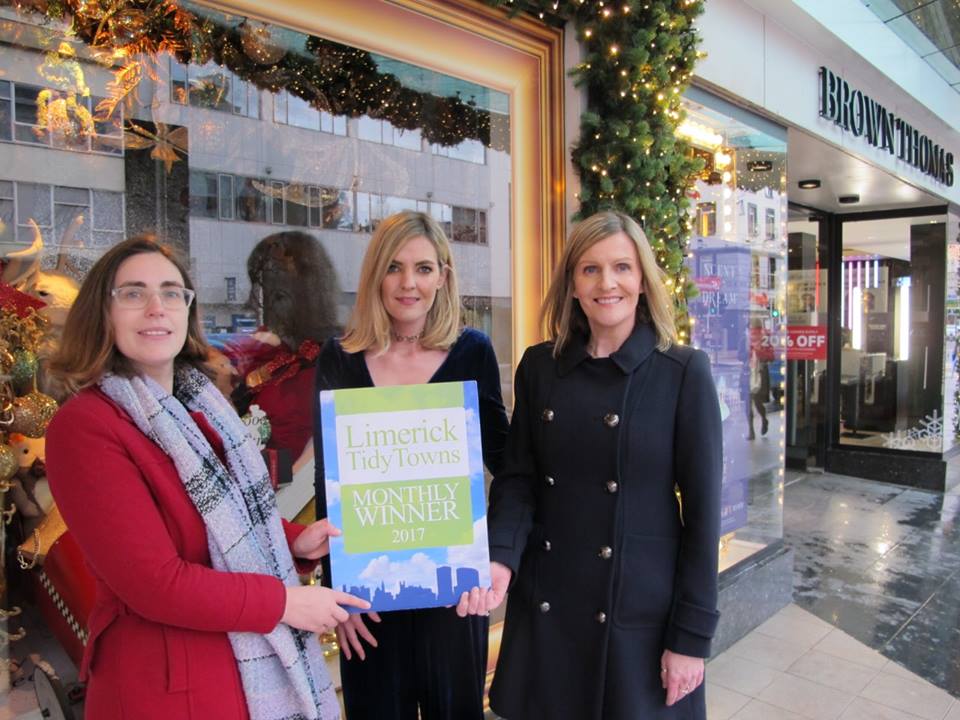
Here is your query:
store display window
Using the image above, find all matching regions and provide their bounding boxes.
[679,90,788,572]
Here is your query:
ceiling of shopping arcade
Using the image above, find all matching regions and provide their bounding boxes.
[862,0,960,93]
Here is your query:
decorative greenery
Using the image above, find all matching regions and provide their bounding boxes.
[5,0,509,149]
[6,0,705,332]
[484,0,706,338]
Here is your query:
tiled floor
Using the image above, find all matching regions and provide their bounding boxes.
[707,603,960,720]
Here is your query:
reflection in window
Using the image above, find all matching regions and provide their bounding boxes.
[218,174,235,220]
[433,139,485,164]
[170,60,260,119]
[236,177,266,223]
[679,93,787,573]
[273,91,346,135]
[190,172,218,218]
[697,202,717,237]
[6,180,123,248]
[358,116,421,151]
[0,3,514,413]
[0,180,13,247]
[4,80,120,154]
[452,206,487,245]
[0,81,10,142]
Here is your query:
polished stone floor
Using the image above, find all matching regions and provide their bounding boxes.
[707,603,960,720]
[784,469,960,701]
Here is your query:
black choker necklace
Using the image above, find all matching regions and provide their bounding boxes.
[392,330,424,343]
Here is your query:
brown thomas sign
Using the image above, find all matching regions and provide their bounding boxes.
[818,66,954,187]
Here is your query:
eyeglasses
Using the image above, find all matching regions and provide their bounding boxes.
[110,286,196,310]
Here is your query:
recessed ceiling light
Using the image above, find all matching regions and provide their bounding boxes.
[798,179,821,189]
[838,194,860,204]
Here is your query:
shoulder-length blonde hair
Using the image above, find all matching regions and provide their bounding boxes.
[341,210,460,355]
[49,235,210,393]
[541,210,677,356]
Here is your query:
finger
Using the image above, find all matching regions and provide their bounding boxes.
[343,622,367,661]
[335,625,352,661]
[484,588,502,613]
[467,587,482,615]
[456,591,470,617]
[353,617,378,648]
[334,591,371,610]
[660,665,668,690]
[367,611,382,623]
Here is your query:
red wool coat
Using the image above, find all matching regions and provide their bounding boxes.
[46,387,308,720]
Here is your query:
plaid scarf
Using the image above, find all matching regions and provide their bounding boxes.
[99,365,338,720]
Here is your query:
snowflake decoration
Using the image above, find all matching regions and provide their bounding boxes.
[882,410,944,451]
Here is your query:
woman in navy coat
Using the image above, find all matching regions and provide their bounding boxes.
[470,211,722,719]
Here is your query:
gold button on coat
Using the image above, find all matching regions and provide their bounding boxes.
[603,413,619,427]
[599,546,613,559]
[542,408,555,422]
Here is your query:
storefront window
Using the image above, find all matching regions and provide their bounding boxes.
[838,214,949,451]
[681,91,787,572]
[0,4,513,388]
[944,208,960,454]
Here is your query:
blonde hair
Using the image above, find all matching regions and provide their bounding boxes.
[341,211,461,354]
[541,210,677,356]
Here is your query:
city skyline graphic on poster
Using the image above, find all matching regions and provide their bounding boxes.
[319,381,491,613]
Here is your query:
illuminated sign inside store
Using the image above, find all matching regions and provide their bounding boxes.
[818,66,954,187]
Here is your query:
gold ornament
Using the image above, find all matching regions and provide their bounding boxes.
[0,348,14,376]
[0,444,17,482]
[108,8,149,47]
[9,392,58,438]
[240,20,286,65]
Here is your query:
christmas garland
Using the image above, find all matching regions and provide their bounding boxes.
[486,0,706,336]
[6,0,705,329]
[5,0,508,150]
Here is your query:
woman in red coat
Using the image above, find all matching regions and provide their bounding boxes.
[45,236,368,720]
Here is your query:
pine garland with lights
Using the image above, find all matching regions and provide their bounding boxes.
[484,0,706,338]
[5,0,508,150]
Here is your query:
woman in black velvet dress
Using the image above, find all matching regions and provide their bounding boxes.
[313,210,508,720]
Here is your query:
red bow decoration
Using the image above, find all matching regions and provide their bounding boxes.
[0,282,46,318]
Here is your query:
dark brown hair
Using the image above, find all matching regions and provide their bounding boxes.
[50,235,211,392]
[246,230,341,348]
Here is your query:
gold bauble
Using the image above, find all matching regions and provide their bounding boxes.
[10,392,59,438]
[0,444,18,482]
[240,20,286,65]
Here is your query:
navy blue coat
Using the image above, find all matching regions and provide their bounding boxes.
[487,322,722,720]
